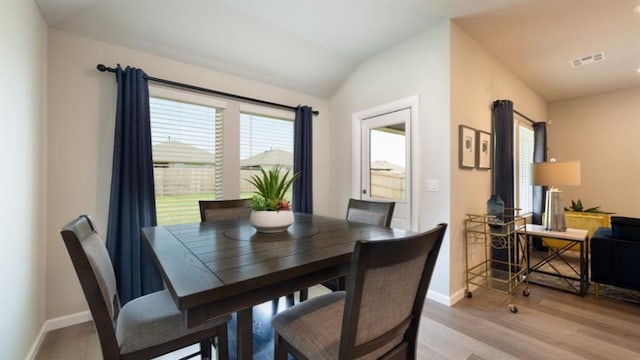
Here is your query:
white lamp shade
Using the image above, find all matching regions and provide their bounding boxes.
[531,161,581,186]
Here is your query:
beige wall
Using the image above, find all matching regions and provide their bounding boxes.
[330,21,452,301]
[329,21,549,304]
[549,88,640,217]
[0,1,48,358]
[46,30,330,319]
[450,22,547,302]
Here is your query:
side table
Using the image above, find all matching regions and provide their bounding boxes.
[518,224,589,296]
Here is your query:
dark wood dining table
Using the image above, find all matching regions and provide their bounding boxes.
[142,213,413,359]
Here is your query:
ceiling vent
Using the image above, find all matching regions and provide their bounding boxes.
[570,52,606,67]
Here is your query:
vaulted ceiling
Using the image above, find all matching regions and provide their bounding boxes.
[35,0,640,101]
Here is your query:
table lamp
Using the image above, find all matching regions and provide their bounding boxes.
[531,160,581,231]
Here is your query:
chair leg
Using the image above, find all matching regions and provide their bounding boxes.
[286,293,295,307]
[594,282,599,298]
[274,333,288,360]
[200,339,212,360]
[215,324,229,360]
[300,288,308,302]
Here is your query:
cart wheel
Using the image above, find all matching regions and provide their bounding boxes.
[523,288,530,297]
[509,304,518,313]
[466,291,473,298]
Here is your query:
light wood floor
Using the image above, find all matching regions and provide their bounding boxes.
[36,284,640,359]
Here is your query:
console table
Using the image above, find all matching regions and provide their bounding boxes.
[519,224,589,296]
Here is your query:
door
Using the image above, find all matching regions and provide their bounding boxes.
[360,108,411,230]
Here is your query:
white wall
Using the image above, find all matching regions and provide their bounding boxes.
[46,30,330,319]
[549,87,640,217]
[330,21,452,302]
[449,22,547,302]
[0,1,48,358]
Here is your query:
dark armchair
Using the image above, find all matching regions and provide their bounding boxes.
[591,216,640,295]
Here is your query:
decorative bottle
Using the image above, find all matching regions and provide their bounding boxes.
[487,194,505,225]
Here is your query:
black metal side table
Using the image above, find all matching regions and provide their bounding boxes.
[519,224,589,296]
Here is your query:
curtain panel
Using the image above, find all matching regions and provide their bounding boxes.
[293,105,313,213]
[106,65,162,304]
[491,99,515,270]
[492,100,515,212]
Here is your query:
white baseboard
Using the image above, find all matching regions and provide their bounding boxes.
[426,286,469,307]
[44,310,92,331]
[449,287,467,305]
[26,311,92,360]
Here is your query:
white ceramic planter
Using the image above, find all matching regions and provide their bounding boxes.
[250,210,294,233]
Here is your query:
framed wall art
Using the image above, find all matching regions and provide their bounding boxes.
[476,130,492,170]
[458,125,476,169]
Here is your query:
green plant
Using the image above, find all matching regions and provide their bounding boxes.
[564,199,613,214]
[246,165,299,211]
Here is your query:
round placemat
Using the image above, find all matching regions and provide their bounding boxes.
[223,222,320,242]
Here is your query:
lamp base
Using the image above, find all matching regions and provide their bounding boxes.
[543,187,566,232]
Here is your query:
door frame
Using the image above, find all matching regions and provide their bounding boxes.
[352,95,420,231]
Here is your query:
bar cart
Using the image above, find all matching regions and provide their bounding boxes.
[464,212,529,313]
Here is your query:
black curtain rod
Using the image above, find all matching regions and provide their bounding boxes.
[513,109,536,124]
[96,64,319,116]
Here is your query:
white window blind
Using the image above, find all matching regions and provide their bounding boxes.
[239,112,294,199]
[517,125,534,214]
[149,96,223,225]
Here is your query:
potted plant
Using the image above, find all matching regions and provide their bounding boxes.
[564,199,613,214]
[246,164,299,233]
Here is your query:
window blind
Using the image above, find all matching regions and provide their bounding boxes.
[517,125,534,214]
[239,112,294,199]
[149,96,223,225]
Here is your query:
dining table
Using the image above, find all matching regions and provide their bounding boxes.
[142,212,413,360]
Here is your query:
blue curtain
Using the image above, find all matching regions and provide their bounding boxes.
[106,65,162,304]
[491,100,515,270]
[293,106,313,213]
[491,100,515,212]
[532,122,548,225]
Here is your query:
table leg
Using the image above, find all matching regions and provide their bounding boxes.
[579,239,589,296]
[586,237,590,294]
[237,308,253,360]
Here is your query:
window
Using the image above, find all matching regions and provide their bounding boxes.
[148,89,295,225]
[515,122,534,215]
[149,96,223,225]
[239,111,294,200]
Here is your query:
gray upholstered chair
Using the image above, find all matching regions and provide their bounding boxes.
[60,215,230,360]
[346,198,395,227]
[317,198,397,295]
[272,223,447,360]
[199,199,251,222]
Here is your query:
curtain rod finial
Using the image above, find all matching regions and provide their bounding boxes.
[97,64,115,72]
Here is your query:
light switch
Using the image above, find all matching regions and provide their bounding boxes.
[426,179,439,192]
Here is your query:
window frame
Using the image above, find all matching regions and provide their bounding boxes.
[148,85,297,225]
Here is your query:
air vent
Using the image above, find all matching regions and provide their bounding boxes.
[570,52,606,67]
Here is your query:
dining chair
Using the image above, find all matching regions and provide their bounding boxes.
[346,198,396,227]
[199,199,251,222]
[60,215,230,360]
[316,198,397,295]
[271,223,447,360]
